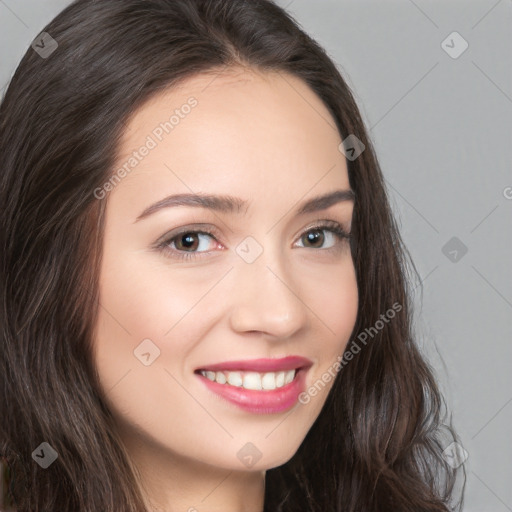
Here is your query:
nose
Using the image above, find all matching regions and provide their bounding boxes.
[228,251,309,339]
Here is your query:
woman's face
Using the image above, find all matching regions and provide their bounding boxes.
[93,67,358,476]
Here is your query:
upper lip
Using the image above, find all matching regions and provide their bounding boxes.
[195,356,313,373]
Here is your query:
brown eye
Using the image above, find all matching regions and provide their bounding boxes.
[175,233,201,251]
[161,230,218,257]
[297,222,350,250]
[301,229,326,248]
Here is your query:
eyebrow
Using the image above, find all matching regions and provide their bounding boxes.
[134,188,355,223]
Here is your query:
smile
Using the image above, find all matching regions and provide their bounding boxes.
[198,369,296,390]
[194,356,312,414]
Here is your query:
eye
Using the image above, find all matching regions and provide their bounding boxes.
[158,229,220,260]
[155,220,351,261]
[295,221,351,250]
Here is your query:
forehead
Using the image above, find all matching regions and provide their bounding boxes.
[110,66,350,209]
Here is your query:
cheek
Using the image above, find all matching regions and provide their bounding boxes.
[92,253,233,402]
[320,270,358,340]
[95,253,222,344]
[296,259,358,408]
[92,256,177,395]
[91,258,224,454]
[301,255,359,347]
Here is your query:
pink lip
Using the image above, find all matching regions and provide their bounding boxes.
[196,367,310,414]
[195,356,312,373]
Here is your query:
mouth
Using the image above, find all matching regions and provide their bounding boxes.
[195,367,300,390]
[194,356,312,414]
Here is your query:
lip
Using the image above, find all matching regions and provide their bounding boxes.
[195,366,310,414]
[195,356,313,373]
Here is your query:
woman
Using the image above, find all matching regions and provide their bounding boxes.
[0,0,465,510]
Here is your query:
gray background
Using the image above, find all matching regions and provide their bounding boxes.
[1,0,511,510]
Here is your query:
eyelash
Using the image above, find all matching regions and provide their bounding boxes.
[155,220,351,261]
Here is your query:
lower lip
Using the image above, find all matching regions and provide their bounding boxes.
[196,368,308,414]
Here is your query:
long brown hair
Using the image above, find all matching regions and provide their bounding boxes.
[0,0,465,510]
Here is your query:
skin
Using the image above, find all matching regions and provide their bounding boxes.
[92,66,359,512]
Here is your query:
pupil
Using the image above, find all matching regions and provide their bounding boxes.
[307,230,323,247]
[180,233,197,250]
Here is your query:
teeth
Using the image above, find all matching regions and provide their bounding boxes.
[261,372,276,390]
[243,372,261,390]
[227,372,243,387]
[215,372,226,384]
[199,369,297,390]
